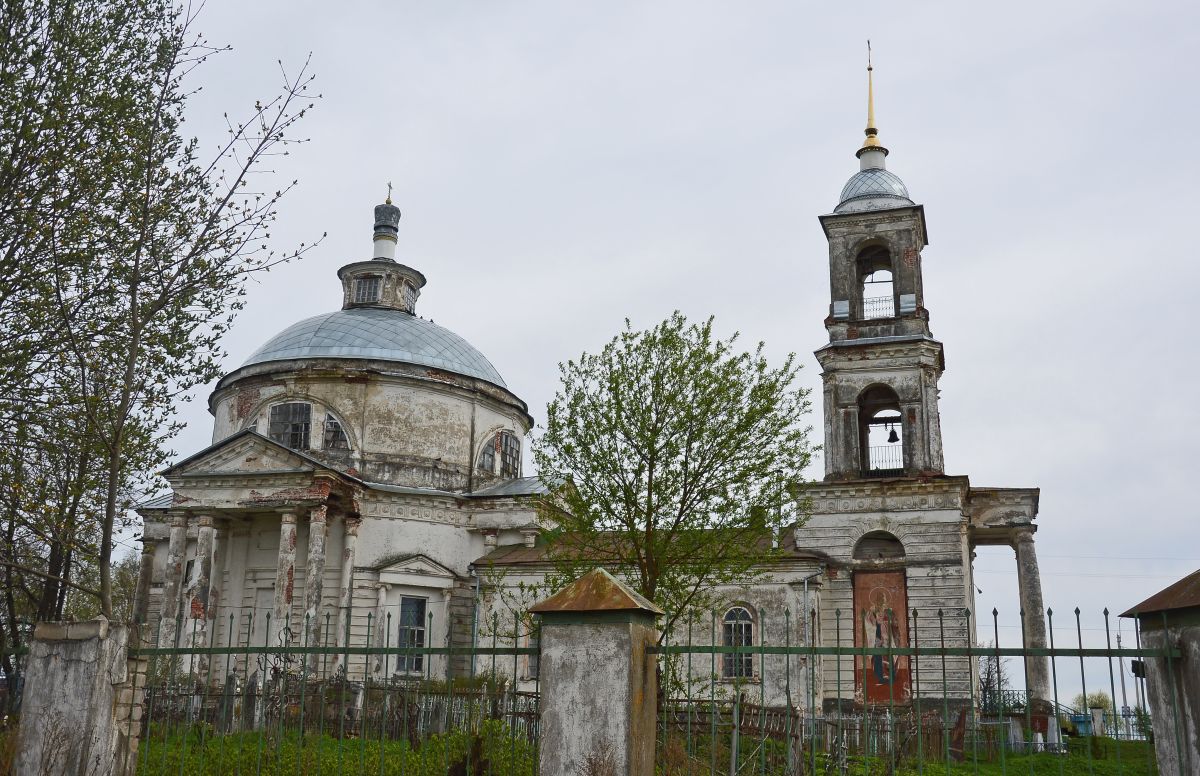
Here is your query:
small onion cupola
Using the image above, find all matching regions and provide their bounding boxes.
[337,187,427,314]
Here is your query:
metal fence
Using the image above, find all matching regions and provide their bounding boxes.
[126,609,540,775]
[862,296,895,320]
[651,605,1178,775]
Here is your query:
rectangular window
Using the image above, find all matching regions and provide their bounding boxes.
[353,276,382,304]
[397,596,427,674]
[268,403,311,449]
[526,622,540,679]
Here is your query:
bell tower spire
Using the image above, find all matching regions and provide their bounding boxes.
[814,53,946,481]
[861,41,886,156]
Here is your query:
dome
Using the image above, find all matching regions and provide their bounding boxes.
[240,307,507,387]
[834,168,914,213]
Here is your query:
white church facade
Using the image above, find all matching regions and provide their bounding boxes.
[136,82,1053,715]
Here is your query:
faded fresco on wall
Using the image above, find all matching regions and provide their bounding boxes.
[853,570,912,704]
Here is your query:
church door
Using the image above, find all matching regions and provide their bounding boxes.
[853,570,912,705]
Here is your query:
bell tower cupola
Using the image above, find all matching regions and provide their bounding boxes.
[338,186,427,315]
[815,49,946,481]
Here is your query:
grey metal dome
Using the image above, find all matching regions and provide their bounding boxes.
[835,168,914,213]
[241,307,507,387]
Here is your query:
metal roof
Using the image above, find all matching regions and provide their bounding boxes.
[241,307,507,387]
[529,568,663,615]
[1120,568,1200,617]
[835,168,914,213]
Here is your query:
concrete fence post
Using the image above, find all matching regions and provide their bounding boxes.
[14,618,147,776]
[530,568,663,776]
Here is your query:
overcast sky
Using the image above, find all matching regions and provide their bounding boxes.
[157,0,1197,694]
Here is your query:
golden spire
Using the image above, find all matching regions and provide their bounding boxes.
[860,41,886,155]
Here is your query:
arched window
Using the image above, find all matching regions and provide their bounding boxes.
[268,402,311,449]
[722,606,755,679]
[858,245,895,319]
[500,432,521,478]
[858,385,903,476]
[323,413,351,451]
[477,431,522,478]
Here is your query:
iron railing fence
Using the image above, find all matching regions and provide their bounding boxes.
[862,295,895,320]
[865,444,903,475]
[651,605,1179,775]
[126,608,540,776]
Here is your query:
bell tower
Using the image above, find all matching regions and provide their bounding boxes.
[816,55,945,480]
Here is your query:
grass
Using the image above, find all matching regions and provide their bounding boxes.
[655,732,1157,776]
[135,719,536,775]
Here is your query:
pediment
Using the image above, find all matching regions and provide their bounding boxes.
[376,554,458,589]
[377,554,455,578]
[164,430,325,479]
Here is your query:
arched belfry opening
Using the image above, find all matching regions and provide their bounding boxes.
[858,385,904,477]
[852,530,905,562]
[857,244,894,319]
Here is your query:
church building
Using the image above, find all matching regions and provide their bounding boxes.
[136,66,1052,715]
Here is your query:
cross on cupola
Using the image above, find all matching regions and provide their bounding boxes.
[814,50,946,481]
[337,189,426,314]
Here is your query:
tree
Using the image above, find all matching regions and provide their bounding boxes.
[1072,691,1115,711]
[533,312,813,633]
[978,640,1011,710]
[0,0,320,621]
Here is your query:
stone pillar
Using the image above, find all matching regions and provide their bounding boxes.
[1133,610,1199,776]
[530,568,662,776]
[335,516,361,654]
[1013,528,1053,714]
[158,514,188,648]
[207,520,226,632]
[373,584,389,676]
[272,512,298,645]
[132,539,156,625]
[14,618,146,776]
[191,516,216,650]
[304,506,328,665]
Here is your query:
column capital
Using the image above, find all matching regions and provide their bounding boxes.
[1011,525,1037,546]
[169,513,189,529]
[281,512,298,525]
[140,538,159,554]
[310,505,328,522]
[343,515,363,535]
[196,514,216,528]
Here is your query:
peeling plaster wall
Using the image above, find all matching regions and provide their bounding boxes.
[209,361,530,490]
[797,504,975,708]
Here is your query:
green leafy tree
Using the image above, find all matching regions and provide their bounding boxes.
[533,312,814,633]
[1073,691,1115,711]
[0,0,321,619]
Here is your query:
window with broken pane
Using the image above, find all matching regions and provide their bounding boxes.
[323,413,350,450]
[268,402,311,450]
[500,431,521,478]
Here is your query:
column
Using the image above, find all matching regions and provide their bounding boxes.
[132,538,157,625]
[191,515,216,652]
[272,512,298,646]
[373,584,389,676]
[207,519,227,631]
[1013,527,1054,733]
[304,506,328,666]
[334,516,361,670]
[158,514,188,648]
